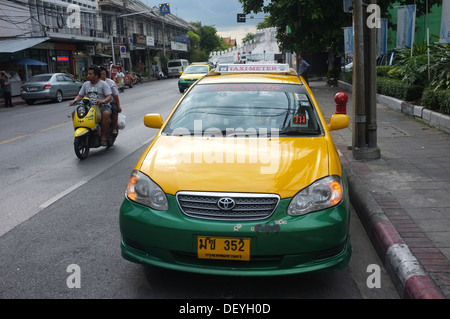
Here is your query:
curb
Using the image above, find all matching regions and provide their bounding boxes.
[342,142,446,299]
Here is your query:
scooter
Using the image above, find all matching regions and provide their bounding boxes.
[156,68,166,80]
[72,97,117,160]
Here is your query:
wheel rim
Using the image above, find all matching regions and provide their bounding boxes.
[56,91,63,103]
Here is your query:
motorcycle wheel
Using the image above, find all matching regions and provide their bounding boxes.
[74,136,90,160]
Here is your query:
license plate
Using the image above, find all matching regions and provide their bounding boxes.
[28,87,38,91]
[197,236,250,261]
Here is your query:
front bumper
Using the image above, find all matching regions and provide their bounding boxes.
[178,80,196,90]
[119,194,352,276]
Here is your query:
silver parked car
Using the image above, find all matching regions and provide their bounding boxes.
[20,73,82,105]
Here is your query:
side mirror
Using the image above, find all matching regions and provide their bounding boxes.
[327,114,349,131]
[144,113,164,129]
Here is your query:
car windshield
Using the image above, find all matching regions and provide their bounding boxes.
[163,83,322,137]
[184,66,209,74]
[168,62,182,67]
[29,75,52,82]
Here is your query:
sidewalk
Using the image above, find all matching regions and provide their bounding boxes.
[310,81,450,299]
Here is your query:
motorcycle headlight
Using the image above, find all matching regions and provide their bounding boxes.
[76,105,88,118]
[287,176,343,216]
[126,170,169,211]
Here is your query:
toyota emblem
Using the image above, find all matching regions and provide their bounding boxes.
[217,197,236,211]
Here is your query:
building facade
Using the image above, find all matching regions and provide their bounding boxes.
[0,0,195,80]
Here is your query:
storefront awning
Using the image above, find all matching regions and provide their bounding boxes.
[0,37,50,53]
[93,53,112,58]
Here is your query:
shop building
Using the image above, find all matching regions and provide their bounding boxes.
[0,0,194,82]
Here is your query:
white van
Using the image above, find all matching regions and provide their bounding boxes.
[167,59,189,78]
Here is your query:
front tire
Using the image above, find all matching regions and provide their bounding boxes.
[74,136,89,160]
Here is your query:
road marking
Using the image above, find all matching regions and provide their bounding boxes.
[0,122,70,145]
[39,180,87,210]
[0,135,25,145]
[40,122,70,132]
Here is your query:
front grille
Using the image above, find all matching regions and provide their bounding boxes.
[176,191,280,221]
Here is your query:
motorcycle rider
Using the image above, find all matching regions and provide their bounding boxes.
[99,66,122,136]
[70,65,112,146]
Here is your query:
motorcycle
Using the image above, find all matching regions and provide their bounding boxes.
[132,72,143,85]
[156,68,166,80]
[72,97,117,160]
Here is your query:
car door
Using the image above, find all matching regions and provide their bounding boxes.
[55,74,67,96]
[63,75,78,97]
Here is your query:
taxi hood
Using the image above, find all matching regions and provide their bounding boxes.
[138,135,335,198]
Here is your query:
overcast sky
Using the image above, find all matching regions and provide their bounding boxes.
[141,0,266,44]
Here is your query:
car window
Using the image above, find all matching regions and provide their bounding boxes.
[56,75,66,82]
[184,66,209,74]
[63,75,74,82]
[28,75,52,82]
[164,83,322,137]
[168,61,182,67]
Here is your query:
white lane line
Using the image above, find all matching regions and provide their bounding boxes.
[39,180,87,210]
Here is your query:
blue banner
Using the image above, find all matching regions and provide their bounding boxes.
[440,0,450,43]
[396,5,416,48]
[377,18,388,56]
[343,26,353,58]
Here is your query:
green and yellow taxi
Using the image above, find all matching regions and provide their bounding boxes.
[177,62,212,93]
[120,63,352,276]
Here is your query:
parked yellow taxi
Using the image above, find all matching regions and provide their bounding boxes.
[177,62,212,93]
[120,63,351,276]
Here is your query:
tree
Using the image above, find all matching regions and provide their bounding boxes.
[238,0,442,54]
[188,22,232,61]
[242,32,256,44]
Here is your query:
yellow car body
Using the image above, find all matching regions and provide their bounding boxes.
[177,63,212,93]
[120,64,351,276]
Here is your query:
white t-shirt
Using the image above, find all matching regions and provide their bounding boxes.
[79,80,112,105]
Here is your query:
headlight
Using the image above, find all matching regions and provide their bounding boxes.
[126,170,169,211]
[77,105,87,118]
[287,176,343,216]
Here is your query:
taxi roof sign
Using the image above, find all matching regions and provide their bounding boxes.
[213,64,297,75]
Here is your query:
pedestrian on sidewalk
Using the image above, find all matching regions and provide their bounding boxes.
[297,54,310,86]
[0,71,13,107]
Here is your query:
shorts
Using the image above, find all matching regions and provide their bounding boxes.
[100,104,112,115]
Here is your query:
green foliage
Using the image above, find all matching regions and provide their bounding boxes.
[429,43,450,91]
[422,88,450,115]
[395,46,429,85]
[377,77,424,102]
[387,66,402,79]
[376,66,392,77]
[242,33,257,44]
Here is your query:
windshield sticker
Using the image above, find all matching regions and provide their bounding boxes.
[295,93,308,101]
[210,84,284,92]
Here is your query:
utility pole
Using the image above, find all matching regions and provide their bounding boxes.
[352,0,380,160]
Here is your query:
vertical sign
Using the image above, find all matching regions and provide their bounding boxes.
[343,26,353,59]
[120,46,126,58]
[377,18,388,56]
[396,4,416,48]
[440,0,450,43]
